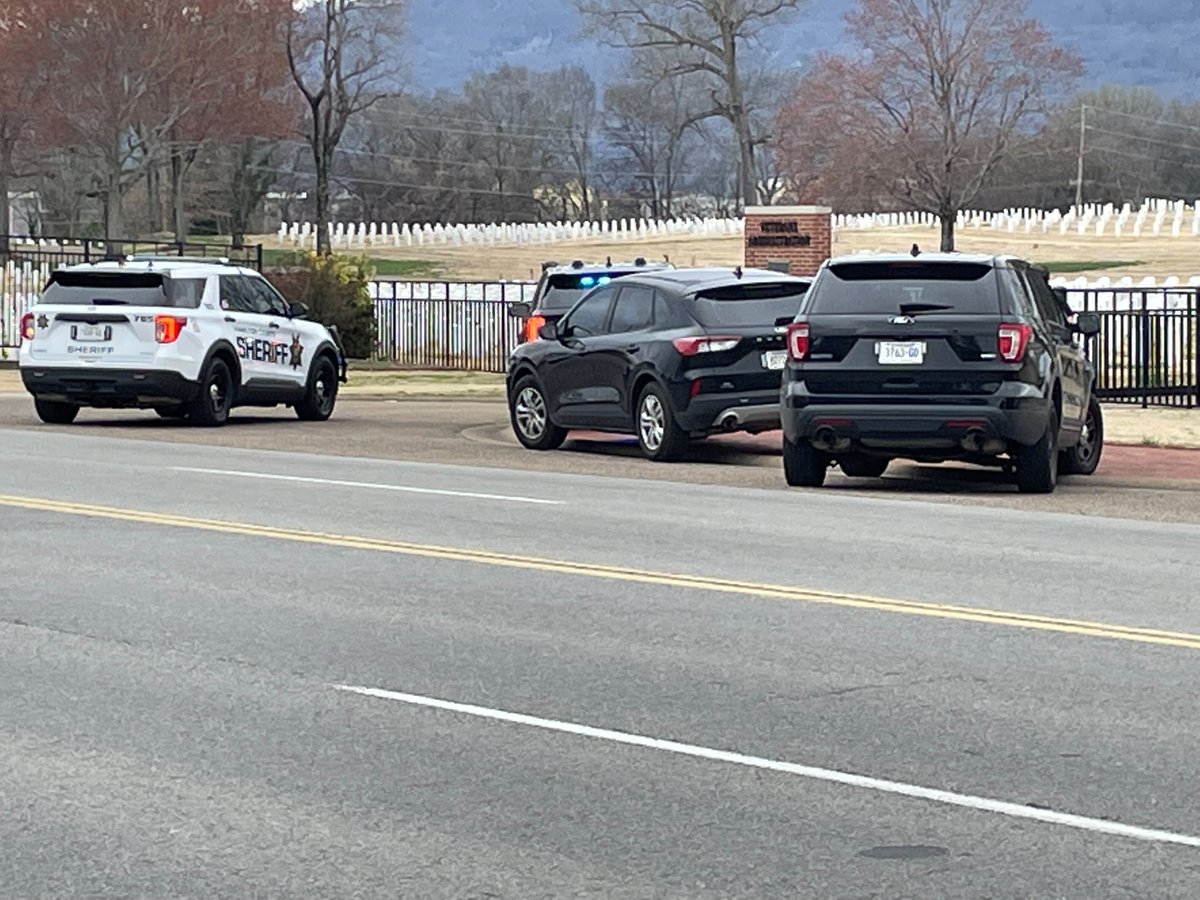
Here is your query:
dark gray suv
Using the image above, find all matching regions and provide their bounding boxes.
[779,252,1104,494]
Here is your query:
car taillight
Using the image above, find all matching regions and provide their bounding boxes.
[672,336,740,356]
[998,323,1033,363]
[786,322,810,360]
[523,314,546,343]
[155,315,187,343]
[20,313,35,343]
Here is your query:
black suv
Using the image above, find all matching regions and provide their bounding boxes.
[779,253,1103,493]
[507,267,812,460]
[508,258,674,344]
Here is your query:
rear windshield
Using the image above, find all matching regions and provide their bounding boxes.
[540,271,639,311]
[690,282,810,327]
[41,272,207,309]
[805,262,1000,315]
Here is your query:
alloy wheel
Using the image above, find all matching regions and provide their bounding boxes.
[515,386,547,440]
[639,394,665,451]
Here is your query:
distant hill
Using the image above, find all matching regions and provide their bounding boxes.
[404,0,1199,99]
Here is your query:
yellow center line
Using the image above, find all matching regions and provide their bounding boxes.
[3,491,1198,651]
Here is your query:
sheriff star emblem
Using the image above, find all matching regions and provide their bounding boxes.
[37,314,49,329]
[290,334,304,370]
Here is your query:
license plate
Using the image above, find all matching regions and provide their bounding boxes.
[72,324,111,342]
[761,350,788,370]
[876,341,925,365]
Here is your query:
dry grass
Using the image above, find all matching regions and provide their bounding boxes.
[257,224,1200,282]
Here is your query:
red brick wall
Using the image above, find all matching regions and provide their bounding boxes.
[743,206,832,276]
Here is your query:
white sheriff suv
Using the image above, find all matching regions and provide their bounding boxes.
[18,256,347,426]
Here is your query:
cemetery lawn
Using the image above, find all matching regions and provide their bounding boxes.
[260,247,438,277]
[254,226,1195,282]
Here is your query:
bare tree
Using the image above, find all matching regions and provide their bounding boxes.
[287,0,404,254]
[575,0,808,210]
[462,66,555,221]
[603,62,709,218]
[776,0,1081,250]
[44,0,216,239]
[543,67,600,220]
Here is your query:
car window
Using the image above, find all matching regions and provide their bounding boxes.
[804,262,1001,315]
[169,277,208,309]
[243,276,290,317]
[1021,268,1068,329]
[39,271,203,309]
[539,271,638,312]
[691,281,810,327]
[609,285,657,333]
[219,275,257,313]
[563,287,615,337]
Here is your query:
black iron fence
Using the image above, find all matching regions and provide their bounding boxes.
[1068,288,1199,408]
[372,280,536,372]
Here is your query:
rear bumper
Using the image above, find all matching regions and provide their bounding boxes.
[675,391,781,434]
[782,381,1049,453]
[21,367,200,408]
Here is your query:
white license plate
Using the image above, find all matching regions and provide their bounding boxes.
[72,324,111,342]
[876,341,925,365]
[762,350,788,370]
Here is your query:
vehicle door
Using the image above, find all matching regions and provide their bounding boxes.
[219,274,272,384]
[538,286,618,427]
[243,275,310,389]
[587,283,659,421]
[1020,267,1087,430]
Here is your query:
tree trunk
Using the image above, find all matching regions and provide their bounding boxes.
[939,212,955,252]
[723,29,757,211]
[0,155,11,256]
[106,169,125,242]
[170,150,188,243]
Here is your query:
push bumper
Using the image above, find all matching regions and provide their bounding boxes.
[782,381,1050,452]
[20,367,201,409]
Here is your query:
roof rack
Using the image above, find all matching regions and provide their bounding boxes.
[124,254,233,265]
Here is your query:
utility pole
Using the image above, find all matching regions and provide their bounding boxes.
[1073,104,1087,211]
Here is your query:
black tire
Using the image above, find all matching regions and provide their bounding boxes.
[295,355,339,422]
[635,383,688,461]
[1016,409,1059,494]
[783,436,829,487]
[187,358,234,427]
[838,455,890,478]
[34,399,79,425]
[154,405,187,419]
[1059,396,1104,476]
[509,375,567,450]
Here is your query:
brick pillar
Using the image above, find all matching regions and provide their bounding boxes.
[743,205,832,276]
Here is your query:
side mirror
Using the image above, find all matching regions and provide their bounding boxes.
[1073,311,1101,337]
[537,321,559,341]
[508,301,532,319]
[289,302,309,319]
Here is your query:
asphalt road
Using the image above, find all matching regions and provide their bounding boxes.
[3,392,1200,524]
[3,428,1200,897]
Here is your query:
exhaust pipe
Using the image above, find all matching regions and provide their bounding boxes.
[720,413,740,431]
[813,426,837,450]
[961,429,987,453]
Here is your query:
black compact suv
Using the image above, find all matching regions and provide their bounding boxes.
[508,258,674,344]
[506,267,812,460]
[779,253,1103,493]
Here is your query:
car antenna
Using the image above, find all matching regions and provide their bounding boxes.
[910,243,921,257]
[606,256,612,266]
[734,265,743,279]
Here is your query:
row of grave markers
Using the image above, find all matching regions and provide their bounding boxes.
[276,217,745,250]
[278,197,1200,250]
